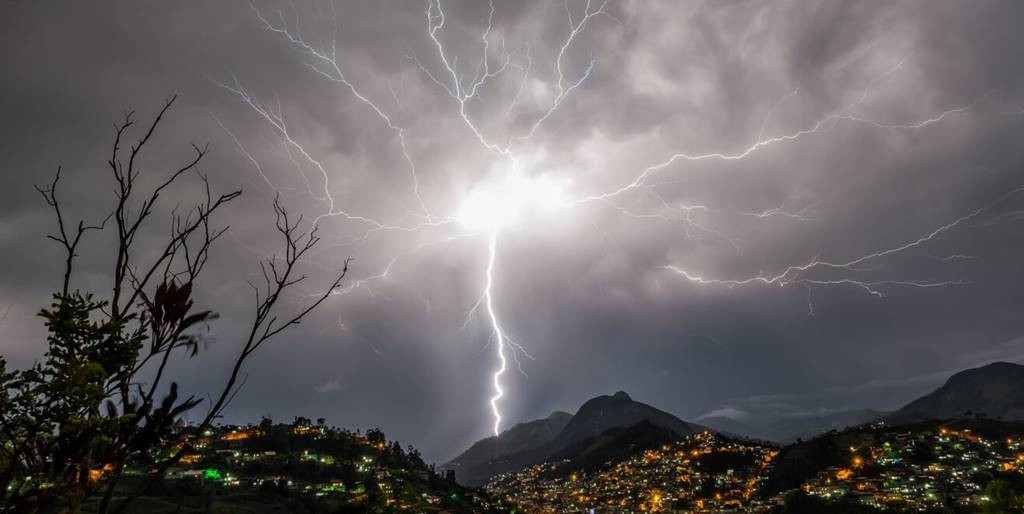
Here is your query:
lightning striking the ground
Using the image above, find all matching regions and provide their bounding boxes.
[220,1,1023,437]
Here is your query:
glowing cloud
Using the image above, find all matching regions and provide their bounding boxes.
[457,173,567,231]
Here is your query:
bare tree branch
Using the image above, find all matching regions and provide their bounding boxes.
[35,167,111,295]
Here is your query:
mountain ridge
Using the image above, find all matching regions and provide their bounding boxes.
[444,391,702,485]
[888,361,1024,423]
[701,361,1024,442]
[449,361,1024,486]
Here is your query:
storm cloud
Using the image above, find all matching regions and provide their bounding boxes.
[2,1,1024,463]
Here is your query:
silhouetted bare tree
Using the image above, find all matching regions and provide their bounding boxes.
[0,96,348,514]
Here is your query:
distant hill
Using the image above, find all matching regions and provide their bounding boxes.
[444,391,703,485]
[705,362,1024,442]
[696,415,763,440]
[703,409,888,443]
[888,361,1024,423]
[774,409,888,442]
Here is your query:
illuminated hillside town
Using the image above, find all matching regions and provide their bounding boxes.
[482,424,1024,513]
[114,419,495,513]
[486,432,779,512]
[93,418,1024,512]
[791,422,1024,512]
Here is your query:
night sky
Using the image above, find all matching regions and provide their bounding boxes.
[2,1,1024,464]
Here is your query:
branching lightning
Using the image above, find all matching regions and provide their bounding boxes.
[663,186,1024,300]
[219,0,1023,437]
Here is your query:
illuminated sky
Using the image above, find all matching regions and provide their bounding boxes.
[2,1,1024,463]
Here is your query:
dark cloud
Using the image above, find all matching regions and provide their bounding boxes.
[2,1,1023,463]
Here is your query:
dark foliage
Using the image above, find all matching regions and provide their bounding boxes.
[0,98,347,514]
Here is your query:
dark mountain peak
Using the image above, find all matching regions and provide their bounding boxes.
[925,361,1024,399]
[576,391,634,411]
[890,361,1024,423]
[947,361,1023,382]
[556,392,701,448]
[444,392,704,485]
[545,410,573,421]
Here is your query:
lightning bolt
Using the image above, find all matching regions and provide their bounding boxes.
[218,1,1022,438]
[405,0,609,435]
[484,231,507,436]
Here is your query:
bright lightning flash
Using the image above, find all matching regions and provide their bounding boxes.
[456,172,566,435]
[219,1,1024,439]
[456,173,567,232]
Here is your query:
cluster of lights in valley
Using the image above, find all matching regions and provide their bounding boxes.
[217,1,1024,437]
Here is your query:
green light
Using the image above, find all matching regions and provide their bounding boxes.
[204,469,222,480]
